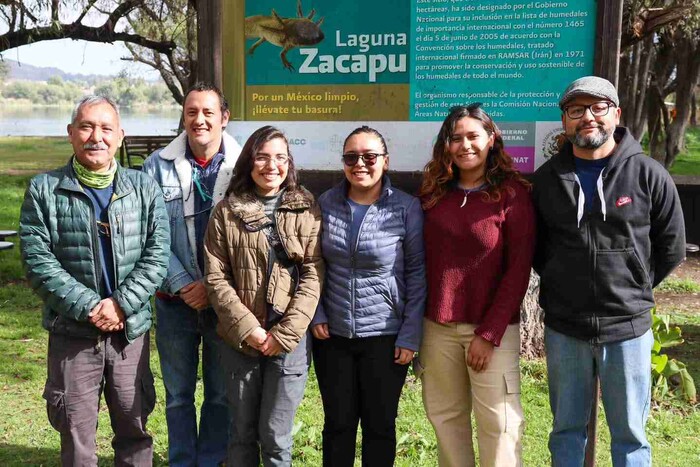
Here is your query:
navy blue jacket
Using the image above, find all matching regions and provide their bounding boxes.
[312,176,426,351]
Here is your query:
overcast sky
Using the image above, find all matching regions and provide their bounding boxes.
[1,39,160,78]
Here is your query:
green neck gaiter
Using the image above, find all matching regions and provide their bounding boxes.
[72,156,117,189]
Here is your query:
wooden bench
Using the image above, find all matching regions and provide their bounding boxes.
[0,230,17,251]
[119,135,175,170]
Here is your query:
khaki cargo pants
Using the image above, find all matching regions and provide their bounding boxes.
[419,320,523,467]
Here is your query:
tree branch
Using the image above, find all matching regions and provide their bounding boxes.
[105,0,144,30]
[6,1,38,24]
[50,0,58,22]
[622,5,694,49]
[0,23,177,54]
[75,0,99,25]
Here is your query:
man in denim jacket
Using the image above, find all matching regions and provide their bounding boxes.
[143,82,241,466]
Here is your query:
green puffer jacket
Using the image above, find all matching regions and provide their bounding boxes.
[19,160,170,342]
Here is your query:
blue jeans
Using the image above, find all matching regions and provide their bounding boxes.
[545,326,653,467]
[222,332,310,467]
[155,298,229,467]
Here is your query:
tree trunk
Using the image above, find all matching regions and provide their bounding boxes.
[646,34,677,166]
[631,37,653,140]
[520,271,545,359]
[649,86,671,165]
[665,34,700,168]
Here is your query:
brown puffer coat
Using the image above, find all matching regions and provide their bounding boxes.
[204,187,324,355]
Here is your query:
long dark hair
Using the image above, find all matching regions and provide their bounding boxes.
[419,104,529,209]
[226,125,298,196]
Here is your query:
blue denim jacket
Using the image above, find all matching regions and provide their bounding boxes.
[142,132,241,294]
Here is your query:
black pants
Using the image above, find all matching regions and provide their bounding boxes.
[312,335,409,467]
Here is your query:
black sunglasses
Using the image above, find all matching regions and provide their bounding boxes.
[449,102,483,114]
[341,152,385,166]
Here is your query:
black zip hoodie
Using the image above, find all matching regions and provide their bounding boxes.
[532,127,685,343]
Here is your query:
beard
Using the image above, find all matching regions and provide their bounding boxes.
[566,123,614,149]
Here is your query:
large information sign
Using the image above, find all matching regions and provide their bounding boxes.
[226,0,596,172]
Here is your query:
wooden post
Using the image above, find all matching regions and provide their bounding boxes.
[594,0,624,86]
[197,0,223,88]
[221,0,246,121]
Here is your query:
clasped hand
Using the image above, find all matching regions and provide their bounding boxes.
[245,327,283,356]
[179,280,209,311]
[88,298,125,332]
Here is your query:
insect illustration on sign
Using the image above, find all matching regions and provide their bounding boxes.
[245,0,326,71]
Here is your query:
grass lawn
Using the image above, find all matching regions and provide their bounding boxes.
[666,126,700,176]
[0,138,699,464]
[0,137,71,174]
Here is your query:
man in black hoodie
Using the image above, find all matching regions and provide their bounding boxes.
[532,76,685,466]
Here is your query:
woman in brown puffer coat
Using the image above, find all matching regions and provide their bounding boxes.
[203,125,324,466]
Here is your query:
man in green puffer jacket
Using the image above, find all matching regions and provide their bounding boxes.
[19,95,170,466]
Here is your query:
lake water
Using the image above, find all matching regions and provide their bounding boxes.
[0,106,181,136]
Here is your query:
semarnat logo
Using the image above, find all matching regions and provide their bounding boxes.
[616,196,633,207]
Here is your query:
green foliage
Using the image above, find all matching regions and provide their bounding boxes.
[656,278,700,294]
[3,81,39,101]
[2,77,175,107]
[662,126,700,176]
[651,309,697,403]
[0,61,8,84]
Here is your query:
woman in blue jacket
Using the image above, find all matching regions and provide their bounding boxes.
[311,126,426,466]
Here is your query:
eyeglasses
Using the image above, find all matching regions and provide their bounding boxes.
[254,154,289,166]
[564,102,615,119]
[341,152,385,166]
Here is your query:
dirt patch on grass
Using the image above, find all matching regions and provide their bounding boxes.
[655,292,700,314]
[670,253,700,283]
[654,253,700,314]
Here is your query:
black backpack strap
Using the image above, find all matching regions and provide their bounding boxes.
[261,225,300,291]
[261,225,293,267]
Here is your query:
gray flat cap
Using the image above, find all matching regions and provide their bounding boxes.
[559,76,619,109]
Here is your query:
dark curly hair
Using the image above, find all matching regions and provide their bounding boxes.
[226,125,297,196]
[419,104,529,209]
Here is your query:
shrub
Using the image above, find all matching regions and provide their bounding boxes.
[651,308,697,403]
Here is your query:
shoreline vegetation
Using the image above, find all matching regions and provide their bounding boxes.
[0,98,180,109]
[0,76,177,108]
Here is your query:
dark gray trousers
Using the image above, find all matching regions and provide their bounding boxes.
[43,331,156,466]
[222,333,311,467]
